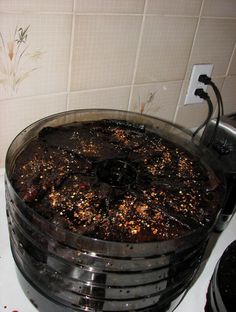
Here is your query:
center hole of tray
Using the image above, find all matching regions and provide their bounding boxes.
[96,159,137,187]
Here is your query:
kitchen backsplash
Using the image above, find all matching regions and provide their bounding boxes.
[0,0,236,168]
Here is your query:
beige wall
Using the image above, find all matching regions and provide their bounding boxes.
[0,0,236,167]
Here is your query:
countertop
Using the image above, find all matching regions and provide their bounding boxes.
[0,171,236,312]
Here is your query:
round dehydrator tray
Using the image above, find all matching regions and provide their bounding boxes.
[5,109,225,312]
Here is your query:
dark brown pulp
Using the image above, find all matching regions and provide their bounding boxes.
[11,119,219,242]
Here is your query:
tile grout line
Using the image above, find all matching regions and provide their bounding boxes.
[216,42,236,116]
[0,92,68,102]
[172,0,206,124]
[219,40,236,114]
[127,0,148,112]
[0,75,228,103]
[200,15,236,20]
[146,14,236,20]
[70,85,132,94]
[74,13,199,18]
[0,11,235,20]
[66,0,76,111]
[0,10,73,15]
[225,41,236,77]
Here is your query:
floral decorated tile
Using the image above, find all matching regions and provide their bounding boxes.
[0,14,72,99]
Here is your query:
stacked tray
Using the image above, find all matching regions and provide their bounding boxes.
[5,109,224,312]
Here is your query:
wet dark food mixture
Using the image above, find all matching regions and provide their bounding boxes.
[12,119,219,242]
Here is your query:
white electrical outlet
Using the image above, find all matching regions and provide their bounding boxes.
[184,64,213,105]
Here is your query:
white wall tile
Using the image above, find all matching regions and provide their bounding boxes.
[147,0,202,16]
[75,0,145,14]
[71,15,142,91]
[135,16,198,84]
[221,76,236,114]
[129,81,182,122]
[187,18,236,78]
[0,14,72,99]
[175,101,209,128]
[0,0,73,12]
[68,86,130,110]
[0,94,67,167]
[229,48,236,75]
[202,0,236,18]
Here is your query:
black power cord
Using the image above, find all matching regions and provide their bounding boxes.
[198,74,224,115]
[192,88,213,140]
[198,74,224,146]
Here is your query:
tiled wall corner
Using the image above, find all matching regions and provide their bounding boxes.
[173,0,236,129]
[186,18,236,78]
[1,0,236,168]
[228,46,236,75]
[221,76,236,114]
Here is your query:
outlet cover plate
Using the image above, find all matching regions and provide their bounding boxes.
[184,64,213,105]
